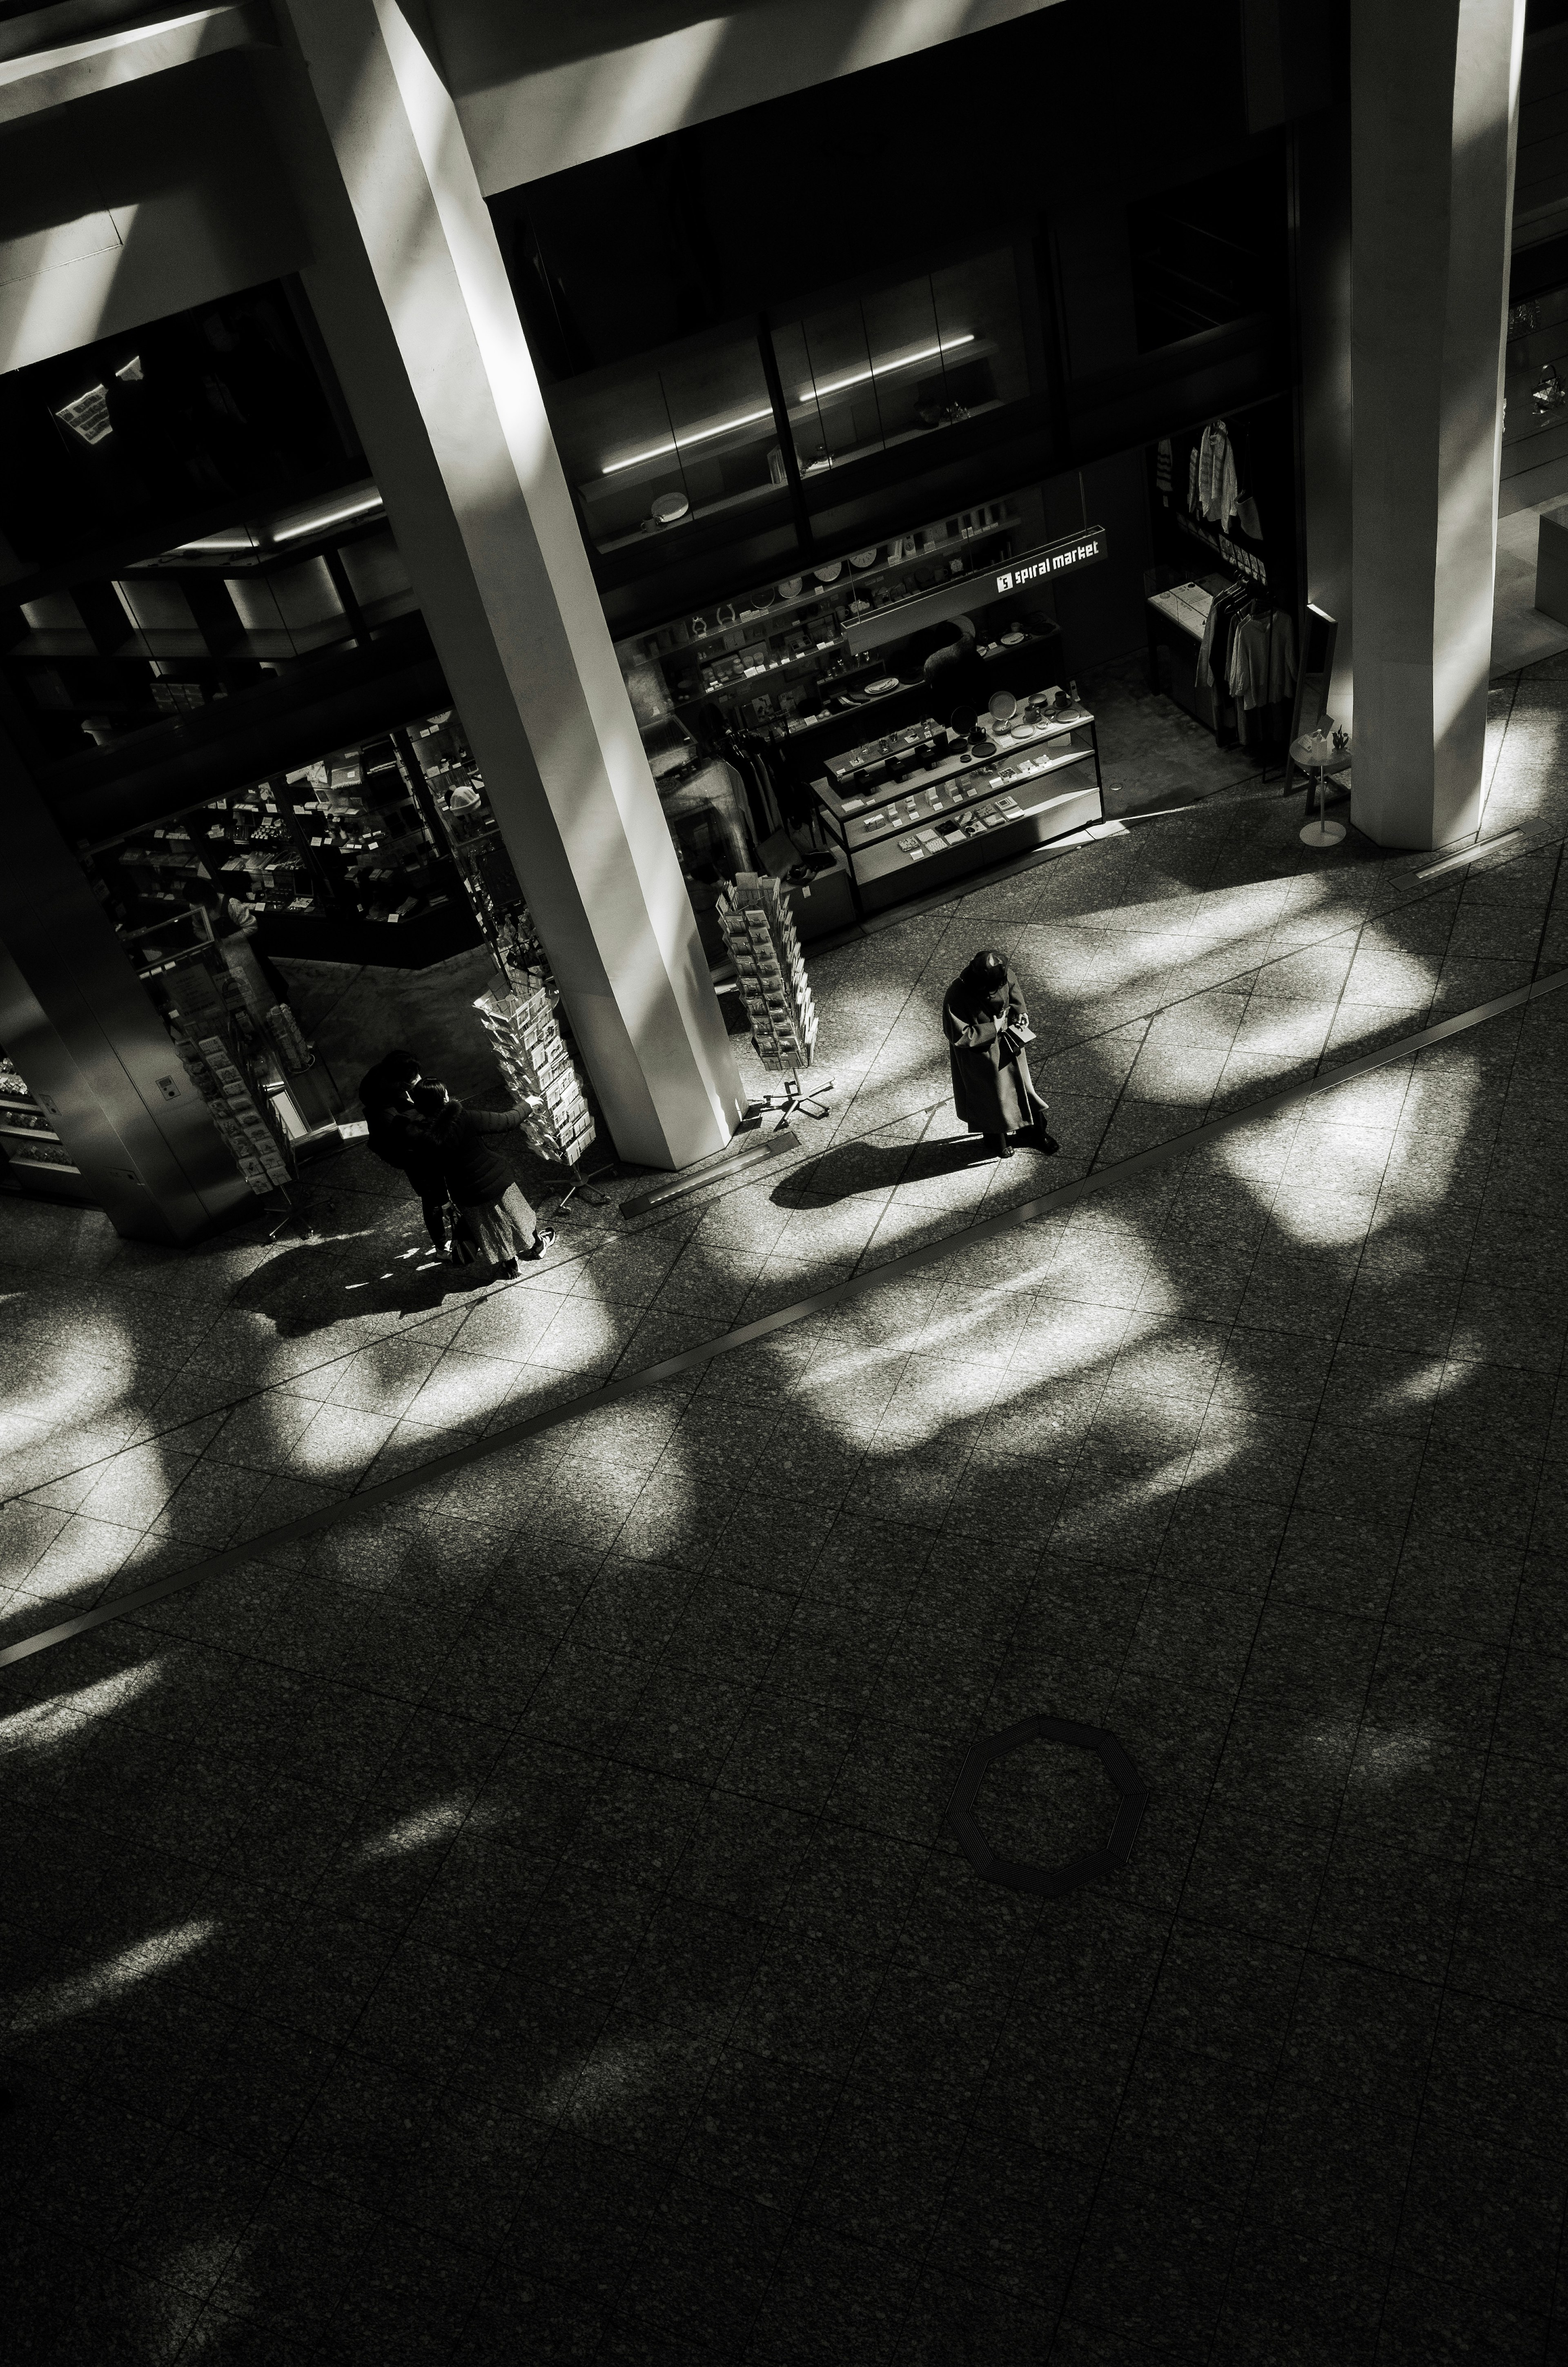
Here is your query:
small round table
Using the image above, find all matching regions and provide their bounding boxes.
[1291,731,1352,848]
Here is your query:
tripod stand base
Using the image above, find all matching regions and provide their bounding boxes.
[749,1075,833,1124]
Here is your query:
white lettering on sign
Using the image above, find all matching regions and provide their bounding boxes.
[994,537,1102,596]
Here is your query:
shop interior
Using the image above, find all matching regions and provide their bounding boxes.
[609,387,1302,959]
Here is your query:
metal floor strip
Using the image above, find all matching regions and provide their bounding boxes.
[4,962,1566,1674]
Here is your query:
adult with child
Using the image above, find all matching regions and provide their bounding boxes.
[405,1080,554,1276]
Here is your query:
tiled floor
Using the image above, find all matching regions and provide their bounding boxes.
[2,661,1567,2363]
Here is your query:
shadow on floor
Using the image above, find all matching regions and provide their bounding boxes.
[773,1131,1044,1207]
[227,1239,487,1336]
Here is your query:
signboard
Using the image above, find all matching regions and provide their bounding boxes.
[844,526,1109,655]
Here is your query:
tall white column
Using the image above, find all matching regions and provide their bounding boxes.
[1350,0,1527,849]
[261,0,742,1168]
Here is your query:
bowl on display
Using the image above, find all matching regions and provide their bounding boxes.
[650,491,690,526]
[1001,628,1027,646]
[864,676,901,697]
[849,547,880,569]
[813,561,844,583]
[777,577,804,599]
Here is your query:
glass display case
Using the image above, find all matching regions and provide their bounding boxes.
[0,1043,87,1200]
[809,694,1103,914]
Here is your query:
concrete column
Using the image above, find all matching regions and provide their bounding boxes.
[261,0,743,1169]
[1350,0,1527,849]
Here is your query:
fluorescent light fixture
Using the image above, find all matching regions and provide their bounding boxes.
[602,407,775,475]
[274,493,384,541]
[597,330,975,476]
[795,332,975,406]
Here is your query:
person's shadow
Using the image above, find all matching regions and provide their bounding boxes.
[228,1235,488,1336]
[772,1134,984,1208]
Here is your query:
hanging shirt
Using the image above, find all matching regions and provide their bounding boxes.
[1197,422,1240,533]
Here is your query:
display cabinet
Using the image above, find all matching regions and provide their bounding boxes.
[614,501,1021,734]
[0,1042,90,1201]
[811,696,1103,914]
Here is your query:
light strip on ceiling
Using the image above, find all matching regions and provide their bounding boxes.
[794,332,974,405]
[599,333,976,476]
[273,493,385,542]
[601,407,776,475]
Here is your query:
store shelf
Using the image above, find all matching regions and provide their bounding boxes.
[0,1122,62,1142]
[627,512,1019,663]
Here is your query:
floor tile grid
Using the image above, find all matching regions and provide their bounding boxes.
[9,677,1568,2357]
[3,999,1568,2348]
[6,795,1563,1552]
[6,909,1563,1685]
[2,803,1564,1680]
[279,1032,1525,2348]
[1000,1014,1568,2360]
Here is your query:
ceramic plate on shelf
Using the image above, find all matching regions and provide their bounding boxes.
[813,561,844,583]
[777,577,804,599]
[864,677,901,697]
[650,491,690,525]
[849,547,880,569]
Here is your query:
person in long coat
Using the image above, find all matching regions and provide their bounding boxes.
[407,1081,554,1276]
[942,949,1055,1159]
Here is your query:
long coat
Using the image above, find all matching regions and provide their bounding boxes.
[942,972,1049,1136]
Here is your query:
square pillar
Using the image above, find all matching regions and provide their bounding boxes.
[1351,0,1527,849]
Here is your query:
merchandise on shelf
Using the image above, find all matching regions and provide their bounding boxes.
[166,1018,291,1194]
[717,873,817,1072]
[84,704,545,964]
[0,1044,80,1178]
[401,710,548,975]
[613,501,1020,741]
[472,978,597,1168]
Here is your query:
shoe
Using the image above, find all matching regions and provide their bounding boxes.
[1036,1133,1060,1155]
[520,1227,555,1262]
[494,1257,519,1278]
[984,1135,1014,1160]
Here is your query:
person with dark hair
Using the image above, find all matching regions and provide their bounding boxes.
[942,950,1056,1160]
[407,1082,553,1277]
[358,1051,450,1256]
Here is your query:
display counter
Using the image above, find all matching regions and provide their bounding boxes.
[0,1043,92,1203]
[811,696,1102,913]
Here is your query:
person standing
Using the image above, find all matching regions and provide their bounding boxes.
[942,950,1056,1160]
[359,1050,451,1256]
[407,1082,554,1277]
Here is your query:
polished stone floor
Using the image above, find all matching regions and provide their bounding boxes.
[2,664,1566,2363]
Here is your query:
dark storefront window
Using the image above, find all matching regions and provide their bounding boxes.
[777,254,1027,477]
[550,328,783,554]
[6,482,413,763]
[0,282,350,575]
[79,704,539,975]
[547,248,1029,560]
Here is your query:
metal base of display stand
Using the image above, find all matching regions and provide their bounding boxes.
[552,1159,615,1215]
[261,1186,314,1243]
[750,1071,833,1124]
[1300,817,1346,848]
